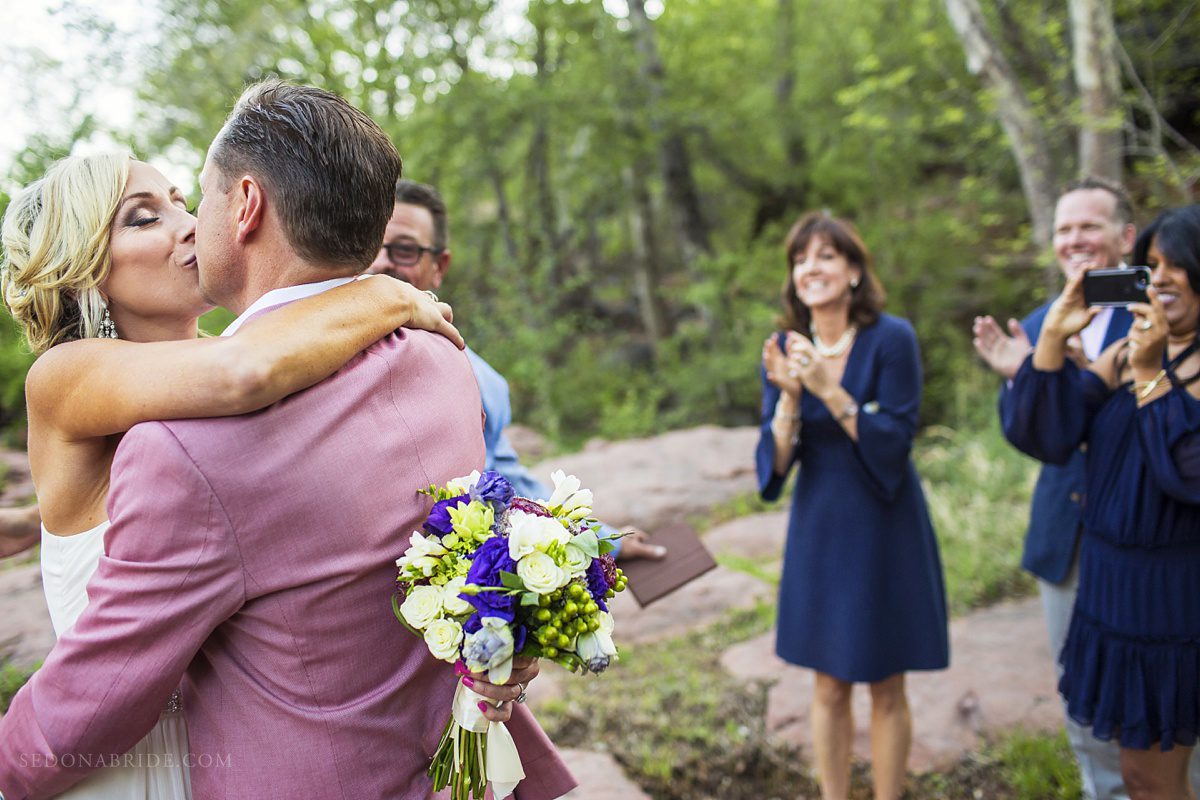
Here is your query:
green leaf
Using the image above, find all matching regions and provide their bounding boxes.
[598,539,616,556]
[520,591,541,606]
[572,529,600,558]
[500,571,526,590]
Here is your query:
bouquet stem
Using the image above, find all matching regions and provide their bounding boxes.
[429,717,490,800]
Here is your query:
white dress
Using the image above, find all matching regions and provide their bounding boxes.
[40,522,192,799]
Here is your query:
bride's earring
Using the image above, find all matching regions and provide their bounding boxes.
[98,303,119,339]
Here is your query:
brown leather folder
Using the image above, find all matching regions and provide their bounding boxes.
[618,521,717,607]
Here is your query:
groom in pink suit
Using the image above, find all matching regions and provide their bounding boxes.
[0,82,575,800]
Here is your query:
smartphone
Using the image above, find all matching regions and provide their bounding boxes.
[1083,267,1151,307]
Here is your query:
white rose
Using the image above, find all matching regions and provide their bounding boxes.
[442,577,474,617]
[562,543,591,578]
[545,470,593,519]
[507,510,570,561]
[396,531,447,577]
[399,584,444,629]
[517,551,570,595]
[424,618,464,663]
[446,470,482,496]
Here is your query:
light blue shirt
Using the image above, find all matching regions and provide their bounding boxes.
[464,347,622,553]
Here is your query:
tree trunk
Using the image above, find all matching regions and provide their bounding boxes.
[623,165,667,354]
[526,5,572,287]
[627,0,712,269]
[943,0,1060,250]
[1069,0,1123,182]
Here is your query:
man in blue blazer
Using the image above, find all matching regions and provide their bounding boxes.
[974,177,1134,800]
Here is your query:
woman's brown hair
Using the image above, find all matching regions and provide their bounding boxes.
[781,211,886,335]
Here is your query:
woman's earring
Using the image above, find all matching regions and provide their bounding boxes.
[850,278,860,289]
[98,304,119,339]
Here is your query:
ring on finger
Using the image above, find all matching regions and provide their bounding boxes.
[494,699,505,710]
[1138,320,1153,331]
[787,367,799,378]
[799,356,811,366]
[423,289,440,303]
[516,682,528,705]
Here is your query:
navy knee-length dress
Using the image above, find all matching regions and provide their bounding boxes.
[1003,348,1200,750]
[756,314,949,683]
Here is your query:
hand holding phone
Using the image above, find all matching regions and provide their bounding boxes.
[1083,267,1151,307]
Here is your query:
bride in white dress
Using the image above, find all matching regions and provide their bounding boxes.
[2,152,462,798]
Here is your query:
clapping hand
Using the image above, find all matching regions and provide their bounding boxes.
[762,333,803,399]
[972,316,1031,380]
[786,335,838,401]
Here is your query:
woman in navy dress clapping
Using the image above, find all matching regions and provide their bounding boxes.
[757,212,948,800]
[1004,205,1200,800]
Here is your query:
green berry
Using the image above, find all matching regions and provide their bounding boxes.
[557,634,570,648]
[544,626,558,639]
[544,646,558,658]
[535,608,552,622]
[564,601,578,617]
[538,594,551,607]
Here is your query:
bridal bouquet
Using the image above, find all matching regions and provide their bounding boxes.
[393,469,627,800]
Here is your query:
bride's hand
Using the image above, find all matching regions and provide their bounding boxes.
[363,274,464,349]
[461,655,540,723]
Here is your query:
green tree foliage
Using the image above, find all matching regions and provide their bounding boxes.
[1,0,1197,443]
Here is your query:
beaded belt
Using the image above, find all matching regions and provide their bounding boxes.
[162,690,183,715]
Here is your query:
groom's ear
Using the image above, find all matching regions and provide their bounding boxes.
[234,175,266,244]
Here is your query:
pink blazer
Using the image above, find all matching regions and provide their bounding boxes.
[0,326,576,799]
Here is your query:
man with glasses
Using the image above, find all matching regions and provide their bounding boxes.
[368,180,666,562]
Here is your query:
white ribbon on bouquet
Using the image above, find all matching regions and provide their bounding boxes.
[451,682,525,799]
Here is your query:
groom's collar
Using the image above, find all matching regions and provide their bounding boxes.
[221,276,358,337]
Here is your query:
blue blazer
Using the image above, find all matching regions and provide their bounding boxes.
[1002,301,1132,583]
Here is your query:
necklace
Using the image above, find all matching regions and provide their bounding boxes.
[812,325,857,358]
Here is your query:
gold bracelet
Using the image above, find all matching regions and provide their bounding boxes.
[1130,369,1169,401]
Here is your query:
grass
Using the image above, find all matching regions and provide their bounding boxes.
[0,660,36,712]
[536,603,1083,799]
[916,422,1039,615]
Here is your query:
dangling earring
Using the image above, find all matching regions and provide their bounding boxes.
[97,304,119,339]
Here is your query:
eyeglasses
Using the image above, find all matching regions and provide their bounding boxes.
[382,242,443,267]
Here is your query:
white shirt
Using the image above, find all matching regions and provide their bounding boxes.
[1079,306,1114,361]
[221,276,357,337]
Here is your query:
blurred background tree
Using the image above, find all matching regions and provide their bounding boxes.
[1,0,1197,447]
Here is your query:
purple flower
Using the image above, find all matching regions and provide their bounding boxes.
[586,558,610,612]
[463,535,516,620]
[471,471,515,508]
[513,624,527,654]
[424,495,469,536]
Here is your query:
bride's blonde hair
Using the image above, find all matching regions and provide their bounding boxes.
[1,152,131,354]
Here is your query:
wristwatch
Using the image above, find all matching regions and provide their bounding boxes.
[835,398,859,421]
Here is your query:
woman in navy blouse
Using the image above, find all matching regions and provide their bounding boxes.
[757,212,948,800]
[1003,205,1200,799]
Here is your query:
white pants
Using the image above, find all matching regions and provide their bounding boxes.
[1040,558,1200,799]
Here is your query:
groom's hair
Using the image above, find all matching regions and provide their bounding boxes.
[212,80,402,269]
